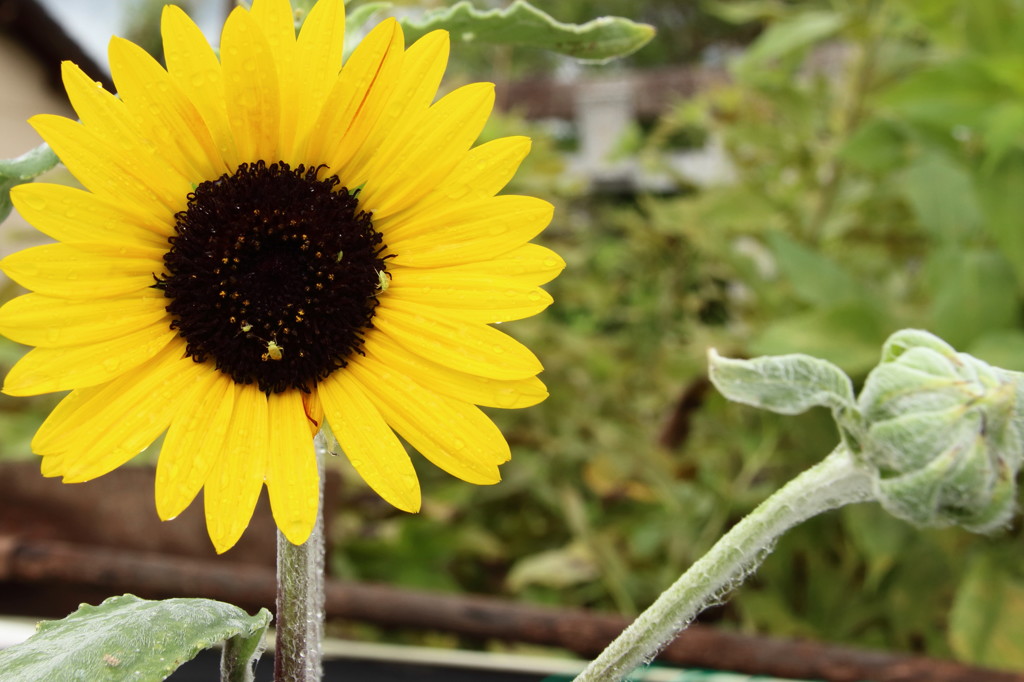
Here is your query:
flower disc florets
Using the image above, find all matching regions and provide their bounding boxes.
[157,161,389,394]
[857,330,1024,532]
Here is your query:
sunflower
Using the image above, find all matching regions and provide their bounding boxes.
[0,0,562,553]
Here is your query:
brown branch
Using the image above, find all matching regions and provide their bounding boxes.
[0,535,1019,682]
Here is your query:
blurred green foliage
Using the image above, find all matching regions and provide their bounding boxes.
[332,0,1024,670]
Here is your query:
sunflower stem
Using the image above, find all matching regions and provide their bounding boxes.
[574,447,874,681]
[274,432,327,682]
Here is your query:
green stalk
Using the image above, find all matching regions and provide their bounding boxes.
[574,447,874,681]
[273,433,327,682]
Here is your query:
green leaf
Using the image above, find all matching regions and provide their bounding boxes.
[950,553,1024,667]
[506,542,599,592]
[963,0,1024,56]
[703,0,787,25]
[877,61,1010,130]
[708,348,855,415]
[0,142,60,223]
[766,231,861,306]
[980,102,1024,171]
[840,118,909,173]
[899,153,981,241]
[967,329,1024,372]
[841,505,915,591]
[736,9,845,67]
[0,594,271,682]
[926,248,1019,349]
[976,149,1024,288]
[396,1,655,63]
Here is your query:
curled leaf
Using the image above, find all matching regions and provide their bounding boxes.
[0,594,271,682]
[398,0,656,62]
[708,348,856,415]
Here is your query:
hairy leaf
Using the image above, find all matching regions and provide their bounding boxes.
[708,348,855,415]
[397,1,655,63]
[0,594,271,682]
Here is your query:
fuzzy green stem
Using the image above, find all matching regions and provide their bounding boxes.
[274,433,327,682]
[574,447,874,682]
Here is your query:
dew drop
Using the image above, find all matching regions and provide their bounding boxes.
[493,389,518,408]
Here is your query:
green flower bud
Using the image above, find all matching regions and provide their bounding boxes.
[856,330,1024,533]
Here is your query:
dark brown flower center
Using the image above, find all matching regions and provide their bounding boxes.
[156,161,389,393]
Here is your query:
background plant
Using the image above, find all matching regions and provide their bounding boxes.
[330,0,1024,670]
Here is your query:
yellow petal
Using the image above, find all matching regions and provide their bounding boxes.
[108,36,227,181]
[313,19,403,172]
[347,354,509,484]
[318,370,420,512]
[155,370,234,521]
[205,383,270,553]
[334,27,449,179]
[39,451,70,478]
[11,182,171,246]
[356,82,495,220]
[373,299,543,380]
[30,113,184,218]
[61,363,204,483]
[363,330,548,408]
[266,390,319,545]
[434,244,566,286]
[377,136,532,228]
[32,382,106,455]
[4,322,176,396]
[161,5,239,167]
[220,6,281,163]
[388,264,552,323]
[30,342,201,481]
[384,28,449,112]
[58,62,191,212]
[385,195,553,268]
[249,0,296,64]
[288,0,346,162]
[249,0,299,160]
[0,289,168,347]
[0,242,166,299]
